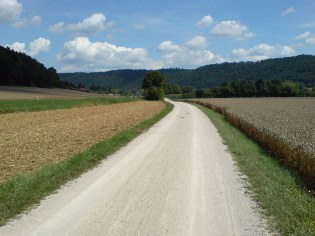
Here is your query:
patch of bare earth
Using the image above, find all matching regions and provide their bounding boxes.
[0,101,165,182]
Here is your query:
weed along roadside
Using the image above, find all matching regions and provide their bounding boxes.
[195,104,315,235]
[0,101,173,226]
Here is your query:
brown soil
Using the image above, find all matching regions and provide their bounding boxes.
[0,101,165,182]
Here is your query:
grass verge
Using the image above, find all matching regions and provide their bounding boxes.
[0,102,173,226]
[197,104,315,236]
[0,97,141,113]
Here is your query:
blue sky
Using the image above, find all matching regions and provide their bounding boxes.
[1,0,315,72]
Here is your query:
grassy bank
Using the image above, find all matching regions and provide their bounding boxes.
[197,105,315,236]
[0,102,173,226]
[0,97,140,113]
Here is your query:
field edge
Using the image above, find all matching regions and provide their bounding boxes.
[196,104,315,235]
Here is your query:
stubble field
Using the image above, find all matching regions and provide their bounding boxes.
[189,98,315,188]
[0,101,165,183]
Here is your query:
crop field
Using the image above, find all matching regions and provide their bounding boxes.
[189,98,315,188]
[0,101,165,183]
[0,86,104,100]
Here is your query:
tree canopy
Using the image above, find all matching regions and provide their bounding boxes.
[141,71,167,100]
[0,46,72,88]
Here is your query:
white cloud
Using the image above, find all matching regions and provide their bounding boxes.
[0,0,22,23]
[29,37,51,56]
[5,42,25,53]
[211,20,255,39]
[196,15,214,28]
[186,36,207,49]
[14,15,42,28]
[68,13,106,35]
[281,7,296,16]
[232,43,296,61]
[58,37,162,72]
[31,16,42,25]
[5,37,51,56]
[49,22,65,33]
[158,41,181,52]
[295,31,315,45]
[295,31,311,40]
[158,36,225,68]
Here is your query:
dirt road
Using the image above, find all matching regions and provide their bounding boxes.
[0,101,270,235]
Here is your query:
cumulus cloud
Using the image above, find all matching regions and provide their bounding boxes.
[295,31,310,40]
[158,36,225,68]
[49,22,65,33]
[57,37,162,72]
[281,7,296,16]
[196,15,214,28]
[158,40,182,52]
[29,37,51,56]
[5,42,25,53]
[295,31,315,45]
[186,36,207,49]
[232,43,296,61]
[211,20,255,39]
[5,37,51,56]
[14,15,42,28]
[0,0,22,23]
[68,13,106,35]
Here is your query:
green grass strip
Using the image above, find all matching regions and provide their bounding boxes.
[197,105,315,236]
[0,97,141,113]
[0,102,173,226]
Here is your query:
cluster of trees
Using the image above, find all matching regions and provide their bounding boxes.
[193,79,314,98]
[0,46,73,88]
[142,71,166,100]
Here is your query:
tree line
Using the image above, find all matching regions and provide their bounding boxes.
[193,79,314,98]
[0,46,73,88]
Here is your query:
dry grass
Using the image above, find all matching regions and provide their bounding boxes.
[188,98,315,188]
[0,101,165,182]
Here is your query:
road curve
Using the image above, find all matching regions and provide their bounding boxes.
[0,101,270,236]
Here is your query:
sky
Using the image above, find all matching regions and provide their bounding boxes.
[1,0,315,72]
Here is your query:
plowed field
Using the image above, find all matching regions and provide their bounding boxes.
[0,101,165,182]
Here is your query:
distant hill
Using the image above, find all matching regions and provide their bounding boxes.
[0,46,69,88]
[59,55,315,90]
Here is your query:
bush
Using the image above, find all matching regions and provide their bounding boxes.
[142,86,164,101]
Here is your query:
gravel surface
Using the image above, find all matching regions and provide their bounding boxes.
[0,100,271,235]
[0,101,164,182]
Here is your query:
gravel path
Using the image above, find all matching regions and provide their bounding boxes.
[0,100,271,235]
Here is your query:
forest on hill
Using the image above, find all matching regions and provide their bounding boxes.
[59,55,315,90]
[0,46,72,88]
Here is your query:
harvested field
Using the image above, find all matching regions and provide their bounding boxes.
[0,101,165,183]
[0,86,104,100]
[189,98,315,188]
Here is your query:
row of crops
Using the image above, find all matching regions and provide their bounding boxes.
[188,98,315,189]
